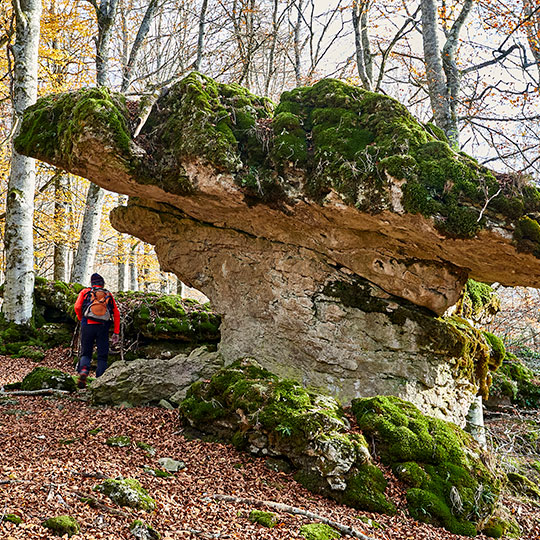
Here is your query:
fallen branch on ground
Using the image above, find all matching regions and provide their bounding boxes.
[211,494,373,539]
[73,490,131,518]
[0,388,70,396]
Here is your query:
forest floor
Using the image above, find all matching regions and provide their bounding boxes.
[1,349,539,540]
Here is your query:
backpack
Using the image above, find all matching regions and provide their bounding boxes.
[83,287,113,323]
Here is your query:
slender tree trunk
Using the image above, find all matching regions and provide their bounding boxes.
[352,1,373,90]
[70,182,104,284]
[420,0,454,145]
[524,0,540,79]
[264,0,279,94]
[195,0,209,71]
[53,174,70,281]
[293,0,304,85]
[116,194,128,291]
[3,0,42,325]
[129,241,139,291]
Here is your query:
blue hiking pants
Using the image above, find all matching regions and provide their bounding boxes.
[78,320,110,377]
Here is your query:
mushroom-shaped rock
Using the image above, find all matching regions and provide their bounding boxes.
[16,73,540,423]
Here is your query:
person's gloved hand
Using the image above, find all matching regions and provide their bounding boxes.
[111,333,120,346]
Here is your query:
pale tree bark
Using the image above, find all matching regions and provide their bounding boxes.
[195,0,209,71]
[352,0,373,90]
[420,0,472,148]
[2,0,42,324]
[53,174,70,281]
[264,0,279,95]
[293,0,304,85]
[116,194,128,291]
[70,182,105,284]
[129,240,139,291]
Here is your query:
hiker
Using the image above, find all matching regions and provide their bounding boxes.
[74,273,120,388]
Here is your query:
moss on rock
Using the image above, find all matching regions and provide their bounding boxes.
[106,435,131,447]
[125,291,220,343]
[180,359,394,514]
[2,514,22,525]
[42,515,80,537]
[456,280,501,323]
[498,359,540,408]
[299,523,341,540]
[130,519,161,539]
[248,509,277,528]
[94,478,156,511]
[21,366,76,392]
[351,395,501,536]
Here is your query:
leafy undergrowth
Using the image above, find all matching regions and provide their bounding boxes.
[1,350,539,540]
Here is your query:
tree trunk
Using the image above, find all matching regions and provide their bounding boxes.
[53,174,70,281]
[3,0,42,325]
[352,1,373,90]
[293,0,304,85]
[420,0,453,143]
[129,241,139,291]
[70,182,104,284]
[116,194,128,291]
[195,0,209,71]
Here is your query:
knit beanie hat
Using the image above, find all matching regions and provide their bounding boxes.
[90,273,105,287]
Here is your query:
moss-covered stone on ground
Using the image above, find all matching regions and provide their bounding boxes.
[299,522,341,540]
[351,396,502,536]
[180,359,394,515]
[2,514,23,525]
[130,519,161,539]
[248,509,277,528]
[493,358,540,408]
[42,515,80,537]
[21,366,76,392]
[94,478,156,511]
[106,435,131,447]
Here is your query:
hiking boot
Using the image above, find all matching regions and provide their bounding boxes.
[77,372,88,389]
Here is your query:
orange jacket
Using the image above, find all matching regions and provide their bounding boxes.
[74,286,121,334]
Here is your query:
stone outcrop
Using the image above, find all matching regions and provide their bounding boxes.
[16,73,540,423]
[91,346,223,405]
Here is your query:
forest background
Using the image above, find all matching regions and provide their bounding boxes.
[1,0,540,349]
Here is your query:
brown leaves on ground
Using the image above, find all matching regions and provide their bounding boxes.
[1,351,538,540]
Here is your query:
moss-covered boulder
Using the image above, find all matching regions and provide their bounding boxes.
[351,396,502,536]
[33,277,83,324]
[21,367,76,392]
[180,359,395,514]
[126,292,220,342]
[489,358,540,409]
[2,513,23,525]
[42,515,80,537]
[94,478,156,511]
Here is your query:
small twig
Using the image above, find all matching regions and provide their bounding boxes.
[211,494,373,540]
[0,389,70,396]
[73,490,131,518]
[477,187,502,222]
[74,471,108,480]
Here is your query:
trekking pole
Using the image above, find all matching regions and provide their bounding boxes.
[119,321,125,362]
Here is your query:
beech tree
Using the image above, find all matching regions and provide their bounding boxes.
[2,0,42,324]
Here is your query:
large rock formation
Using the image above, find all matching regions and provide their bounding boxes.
[16,73,540,423]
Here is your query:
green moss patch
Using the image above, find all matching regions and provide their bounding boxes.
[456,280,501,322]
[122,291,220,343]
[299,523,341,540]
[498,359,540,408]
[94,478,156,511]
[21,366,76,392]
[2,514,23,525]
[248,509,277,528]
[106,435,131,447]
[351,396,501,536]
[42,515,80,537]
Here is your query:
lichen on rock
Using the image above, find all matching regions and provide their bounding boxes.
[94,478,156,511]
